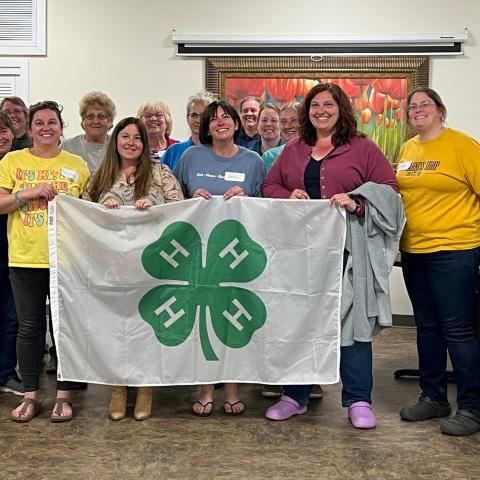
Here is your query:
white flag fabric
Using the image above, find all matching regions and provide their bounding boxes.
[48,196,346,386]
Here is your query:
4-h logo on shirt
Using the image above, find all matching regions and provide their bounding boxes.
[138,220,267,361]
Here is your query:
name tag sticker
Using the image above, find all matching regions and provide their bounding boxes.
[224,171,245,182]
[396,161,412,172]
[61,168,79,181]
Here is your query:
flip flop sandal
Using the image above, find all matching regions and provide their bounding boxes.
[50,398,73,423]
[10,398,42,423]
[192,400,214,417]
[224,401,246,416]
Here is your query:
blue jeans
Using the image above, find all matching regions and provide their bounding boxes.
[402,248,480,415]
[0,262,18,385]
[284,341,373,407]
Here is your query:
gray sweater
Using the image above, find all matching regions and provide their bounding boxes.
[340,182,405,346]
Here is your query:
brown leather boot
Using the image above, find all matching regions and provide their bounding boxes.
[134,387,152,421]
[109,386,127,421]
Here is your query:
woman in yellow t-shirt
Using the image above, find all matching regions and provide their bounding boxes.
[397,87,480,436]
[0,101,89,423]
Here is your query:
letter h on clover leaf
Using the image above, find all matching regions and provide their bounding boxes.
[138,220,267,361]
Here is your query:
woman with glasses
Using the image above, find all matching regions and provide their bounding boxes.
[397,87,480,436]
[82,117,183,421]
[62,91,117,172]
[175,100,266,416]
[137,101,178,162]
[162,92,217,172]
[0,100,90,423]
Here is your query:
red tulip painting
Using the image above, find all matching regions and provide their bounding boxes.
[225,76,408,163]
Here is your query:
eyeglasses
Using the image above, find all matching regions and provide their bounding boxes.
[187,112,203,120]
[85,113,108,121]
[2,108,24,116]
[407,101,436,112]
[142,112,164,119]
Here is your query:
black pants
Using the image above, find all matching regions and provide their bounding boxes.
[9,267,74,392]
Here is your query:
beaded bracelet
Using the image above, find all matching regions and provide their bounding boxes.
[14,191,24,205]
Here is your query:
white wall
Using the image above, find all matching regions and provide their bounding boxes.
[27,0,479,315]
[29,0,480,141]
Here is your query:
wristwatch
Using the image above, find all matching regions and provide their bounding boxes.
[352,199,361,214]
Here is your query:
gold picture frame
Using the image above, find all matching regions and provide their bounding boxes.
[205,56,429,163]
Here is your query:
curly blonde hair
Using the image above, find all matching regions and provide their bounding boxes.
[79,91,117,124]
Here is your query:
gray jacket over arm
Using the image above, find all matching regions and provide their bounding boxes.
[340,182,406,346]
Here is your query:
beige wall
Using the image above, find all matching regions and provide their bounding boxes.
[26,0,480,315]
[30,0,480,141]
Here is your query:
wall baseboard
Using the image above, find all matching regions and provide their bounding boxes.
[392,314,415,327]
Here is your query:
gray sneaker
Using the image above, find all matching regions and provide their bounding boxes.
[261,385,283,398]
[400,395,451,421]
[0,376,25,396]
[440,410,480,436]
[309,385,323,399]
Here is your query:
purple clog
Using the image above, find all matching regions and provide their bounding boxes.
[265,395,308,421]
[348,401,376,429]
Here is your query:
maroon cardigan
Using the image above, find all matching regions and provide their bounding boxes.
[262,136,398,215]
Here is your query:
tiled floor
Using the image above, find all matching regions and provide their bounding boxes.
[1,327,479,480]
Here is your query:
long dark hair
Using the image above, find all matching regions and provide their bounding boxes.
[299,83,362,147]
[86,117,153,202]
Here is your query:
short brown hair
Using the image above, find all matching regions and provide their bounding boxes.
[199,101,241,145]
[239,96,263,112]
[0,96,28,118]
[407,87,447,122]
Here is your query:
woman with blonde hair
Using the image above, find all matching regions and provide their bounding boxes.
[63,91,117,172]
[137,100,178,161]
[83,117,183,420]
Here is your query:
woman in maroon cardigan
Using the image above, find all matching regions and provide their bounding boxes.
[263,83,397,428]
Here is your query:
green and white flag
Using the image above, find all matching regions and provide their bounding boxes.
[48,196,346,386]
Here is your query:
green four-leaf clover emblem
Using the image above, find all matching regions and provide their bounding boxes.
[138,220,267,361]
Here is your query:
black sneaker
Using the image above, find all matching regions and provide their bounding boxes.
[400,396,451,421]
[45,353,57,374]
[440,410,480,436]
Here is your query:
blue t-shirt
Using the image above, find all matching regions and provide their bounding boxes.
[174,145,266,198]
[162,138,195,172]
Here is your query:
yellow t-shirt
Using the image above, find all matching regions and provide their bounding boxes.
[0,148,90,267]
[397,128,480,253]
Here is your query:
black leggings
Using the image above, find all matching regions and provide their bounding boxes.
[9,267,74,392]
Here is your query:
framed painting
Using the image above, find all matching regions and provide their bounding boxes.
[205,56,429,163]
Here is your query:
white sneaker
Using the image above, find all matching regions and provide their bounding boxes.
[0,376,25,396]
